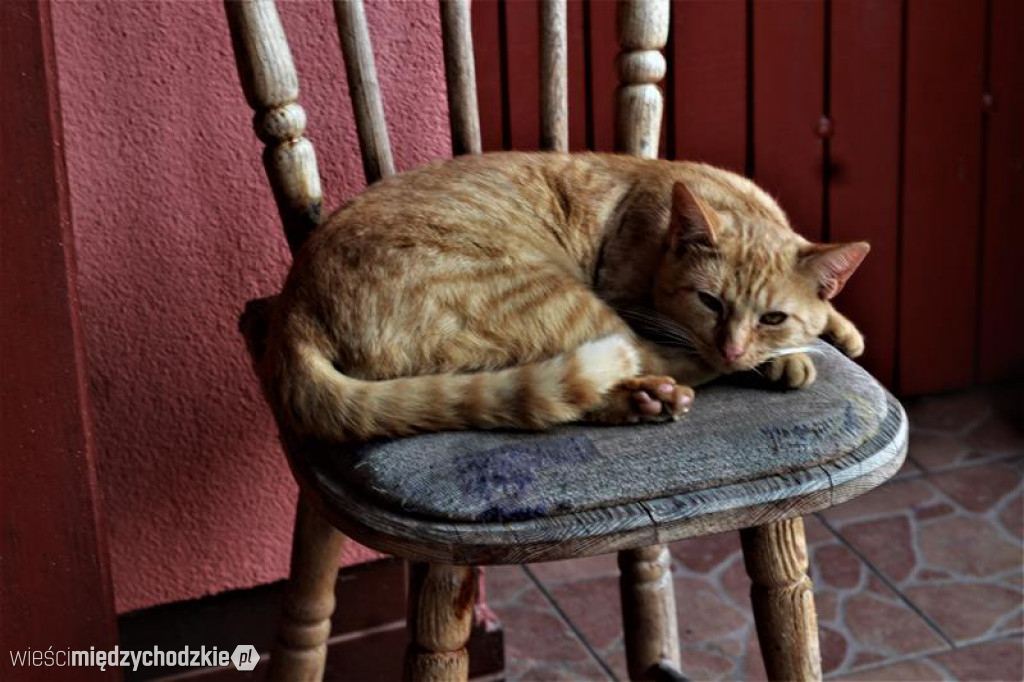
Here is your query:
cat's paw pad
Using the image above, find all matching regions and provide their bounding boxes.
[766,353,817,389]
[620,375,694,422]
[828,328,865,358]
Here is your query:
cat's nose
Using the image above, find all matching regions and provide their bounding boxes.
[721,343,746,364]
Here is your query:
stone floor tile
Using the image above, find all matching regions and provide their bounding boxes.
[670,530,738,574]
[547,575,624,653]
[965,415,1024,455]
[486,566,612,682]
[839,591,947,657]
[999,491,1023,539]
[674,577,749,645]
[554,523,944,679]
[805,515,835,543]
[905,391,993,433]
[815,543,862,590]
[895,455,923,479]
[917,515,1020,578]
[824,466,1024,645]
[903,583,1022,642]
[928,636,1024,681]
[928,462,1021,513]
[840,515,917,582]
[830,657,948,680]
[907,430,972,471]
[528,553,619,586]
[512,658,611,682]
[482,566,532,607]
[679,646,737,680]
[820,478,935,523]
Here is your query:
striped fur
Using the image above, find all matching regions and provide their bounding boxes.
[262,152,868,443]
[268,330,638,442]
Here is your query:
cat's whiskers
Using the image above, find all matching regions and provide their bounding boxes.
[767,345,821,358]
[615,306,699,353]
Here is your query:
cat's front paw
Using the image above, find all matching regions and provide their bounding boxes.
[765,353,817,389]
[827,326,864,358]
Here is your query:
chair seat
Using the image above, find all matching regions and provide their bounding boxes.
[291,340,907,565]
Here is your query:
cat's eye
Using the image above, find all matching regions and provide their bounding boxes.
[697,291,724,316]
[760,311,788,326]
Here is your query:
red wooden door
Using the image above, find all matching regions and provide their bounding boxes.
[829,0,902,388]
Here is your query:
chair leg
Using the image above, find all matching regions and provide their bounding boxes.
[740,516,822,682]
[267,497,346,682]
[403,562,476,682]
[619,544,681,681]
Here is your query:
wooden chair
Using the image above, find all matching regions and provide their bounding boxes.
[225,1,908,680]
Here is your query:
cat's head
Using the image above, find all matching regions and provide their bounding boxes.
[652,181,869,374]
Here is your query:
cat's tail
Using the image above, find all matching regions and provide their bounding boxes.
[270,334,640,443]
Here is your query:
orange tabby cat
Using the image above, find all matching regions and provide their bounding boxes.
[262,152,868,443]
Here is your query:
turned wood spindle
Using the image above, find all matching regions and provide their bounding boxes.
[334,0,396,182]
[440,0,482,156]
[225,0,323,255]
[404,562,477,682]
[615,0,669,159]
[615,3,677,680]
[539,0,568,152]
[267,498,346,682]
[619,545,681,681]
[741,517,822,682]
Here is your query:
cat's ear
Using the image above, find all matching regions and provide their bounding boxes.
[668,181,718,254]
[799,241,871,299]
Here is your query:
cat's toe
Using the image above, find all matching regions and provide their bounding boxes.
[631,390,664,416]
[625,376,694,420]
[839,331,865,358]
[767,353,817,389]
[667,384,695,420]
[828,329,865,358]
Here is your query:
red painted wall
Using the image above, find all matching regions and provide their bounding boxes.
[1,1,118,670]
[50,0,452,613]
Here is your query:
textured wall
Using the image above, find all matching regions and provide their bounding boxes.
[51,0,451,613]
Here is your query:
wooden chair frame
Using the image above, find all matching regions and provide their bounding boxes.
[225,2,899,680]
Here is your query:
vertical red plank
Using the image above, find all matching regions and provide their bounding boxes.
[670,0,747,172]
[752,0,825,241]
[504,0,541,149]
[472,0,505,151]
[900,0,985,394]
[0,1,119,677]
[978,0,1024,382]
[568,0,588,150]
[829,0,902,387]
[588,0,617,151]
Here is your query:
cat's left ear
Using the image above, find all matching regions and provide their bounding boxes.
[800,242,871,299]
[668,181,718,254]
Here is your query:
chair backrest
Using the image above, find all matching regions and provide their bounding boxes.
[225,0,670,256]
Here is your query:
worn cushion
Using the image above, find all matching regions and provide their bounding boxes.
[321,342,887,523]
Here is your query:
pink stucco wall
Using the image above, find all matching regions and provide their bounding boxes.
[51,0,451,613]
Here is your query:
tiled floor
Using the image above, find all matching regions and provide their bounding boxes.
[484,387,1023,681]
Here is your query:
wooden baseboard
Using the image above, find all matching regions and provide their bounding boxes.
[119,558,503,681]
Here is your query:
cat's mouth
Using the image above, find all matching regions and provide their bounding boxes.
[713,355,762,374]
